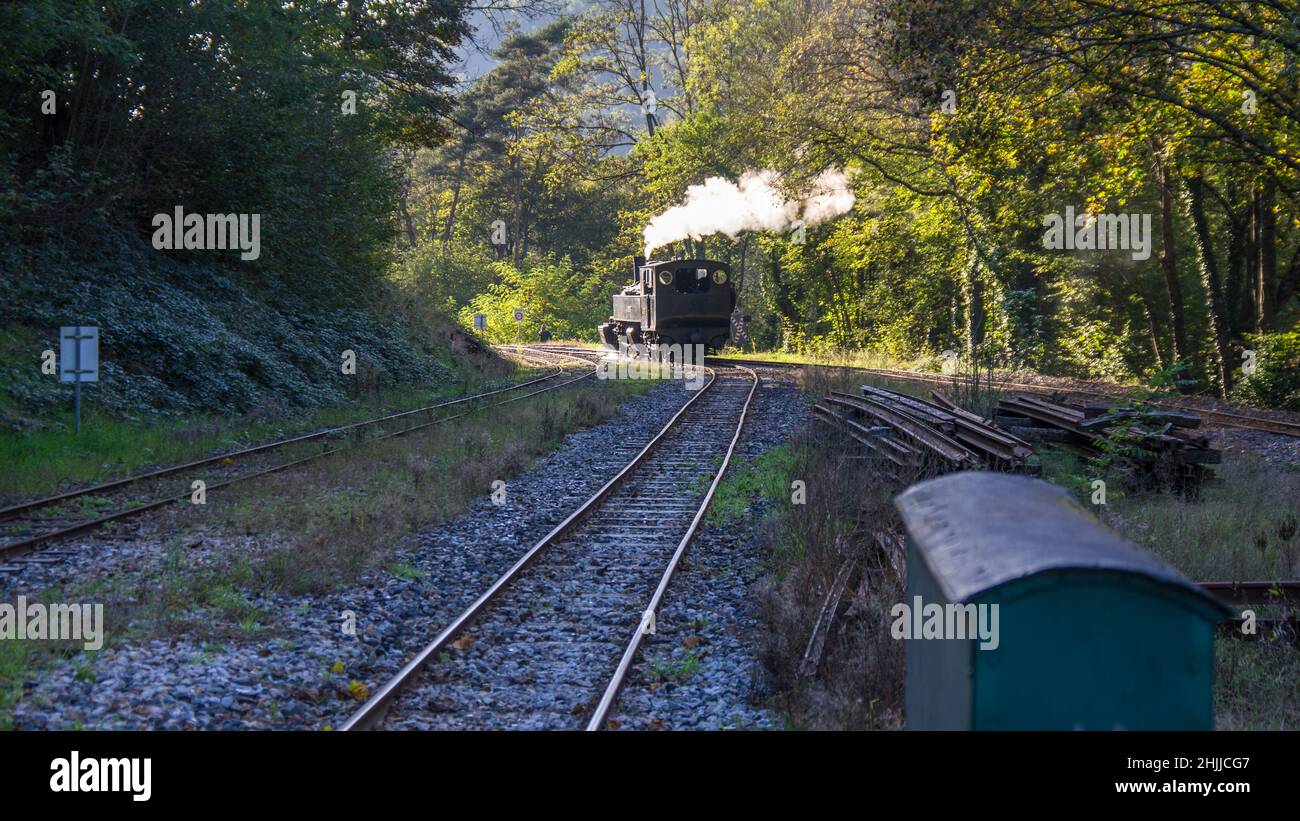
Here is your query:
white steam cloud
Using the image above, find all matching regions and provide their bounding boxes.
[643,168,855,257]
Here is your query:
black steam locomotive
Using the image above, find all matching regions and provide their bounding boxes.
[598,256,736,351]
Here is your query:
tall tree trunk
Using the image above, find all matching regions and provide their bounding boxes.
[1140,298,1165,372]
[398,197,416,247]
[396,149,417,247]
[961,251,984,360]
[767,255,802,328]
[510,154,523,268]
[1183,175,1233,397]
[736,237,748,299]
[1279,245,1300,311]
[1224,204,1247,339]
[519,200,529,263]
[639,0,656,135]
[440,149,467,253]
[1256,177,1277,331]
[1156,157,1189,367]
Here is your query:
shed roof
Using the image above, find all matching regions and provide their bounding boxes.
[894,472,1229,616]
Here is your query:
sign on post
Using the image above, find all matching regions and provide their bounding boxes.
[60,326,99,433]
[473,313,487,330]
[513,308,524,322]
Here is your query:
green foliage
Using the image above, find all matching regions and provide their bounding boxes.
[705,444,803,526]
[649,649,703,682]
[1034,447,1095,505]
[456,256,613,343]
[1232,332,1300,411]
[0,0,474,424]
[389,243,502,313]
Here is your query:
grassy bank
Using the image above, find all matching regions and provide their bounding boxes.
[0,359,546,503]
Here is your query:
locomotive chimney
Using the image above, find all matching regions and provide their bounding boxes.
[633,255,645,277]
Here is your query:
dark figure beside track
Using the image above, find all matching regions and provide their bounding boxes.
[539,325,551,342]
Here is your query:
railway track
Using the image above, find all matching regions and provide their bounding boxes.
[703,356,1300,439]
[0,348,595,567]
[341,360,758,730]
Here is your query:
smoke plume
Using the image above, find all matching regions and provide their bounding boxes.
[643,168,855,257]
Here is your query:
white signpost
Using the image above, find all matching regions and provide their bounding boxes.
[59,326,99,433]
[473,313,487,330]
[513,308,524,322]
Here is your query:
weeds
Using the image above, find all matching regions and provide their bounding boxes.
[752,426,915,730]
[650,650,702,681]
[191,379,656,594]
[0,360,549,502]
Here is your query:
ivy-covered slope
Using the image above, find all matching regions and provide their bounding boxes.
[1,236,464,429]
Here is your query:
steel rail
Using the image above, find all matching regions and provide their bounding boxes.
[705,356,1300,439]
[0,349,574,522]
[340,358,720,731]
[498,344,606,365]
[585,365,758,730]
[0,357,597,561]
[1199,580,1300,605]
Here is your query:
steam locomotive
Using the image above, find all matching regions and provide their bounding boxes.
[598,256,736,351]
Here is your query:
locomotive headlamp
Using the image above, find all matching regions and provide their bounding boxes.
[658,270,673,285]
[712,270,728,284]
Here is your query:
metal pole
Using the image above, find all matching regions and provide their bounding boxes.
[74,327,82,434]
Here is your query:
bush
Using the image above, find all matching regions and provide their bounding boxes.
[1232,331,1300,411]
[457,255,611,343]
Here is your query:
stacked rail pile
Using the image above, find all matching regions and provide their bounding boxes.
[995,394,1220,489]
[812,385,1034,476]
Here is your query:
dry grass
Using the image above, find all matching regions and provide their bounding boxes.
[712,348,919,370]
[1102,455,1300,581]
[772,364,1299,729]
[195,379,655,594]
[0,359,543,502]
[1101,453,1300,730]
[743,429,927,729]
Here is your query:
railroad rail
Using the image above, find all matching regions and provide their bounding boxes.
[0,348,595,565]
[1199,580,1300,606]
[705,356,1300,439]
[342,359,757,731]
[516,347,1299,615]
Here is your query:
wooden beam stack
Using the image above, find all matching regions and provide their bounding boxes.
[812,385,1036,475]
[995,394,1220,490]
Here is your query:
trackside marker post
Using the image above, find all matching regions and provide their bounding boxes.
[59,326,99,434]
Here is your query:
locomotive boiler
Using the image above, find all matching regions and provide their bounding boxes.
[597,256,736,351]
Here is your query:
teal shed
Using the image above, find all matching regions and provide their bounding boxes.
[894,472,1231,730]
